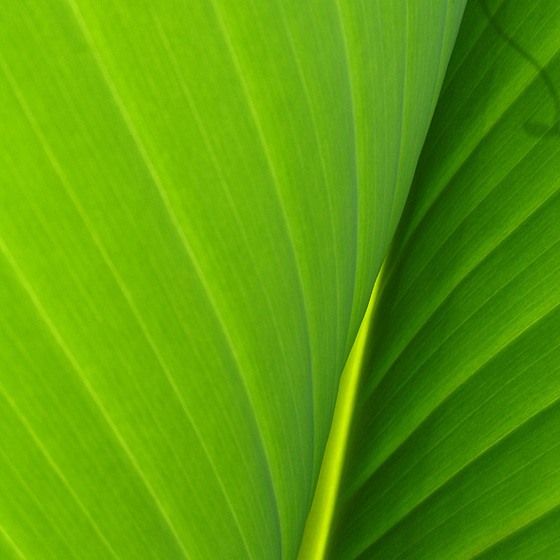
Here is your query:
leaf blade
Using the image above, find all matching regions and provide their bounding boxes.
[326,1,560,558]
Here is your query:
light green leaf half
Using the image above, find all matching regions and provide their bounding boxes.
[322,0,560,558]
[0,1,465,559]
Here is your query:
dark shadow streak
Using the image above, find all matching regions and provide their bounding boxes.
[478,0,560,137]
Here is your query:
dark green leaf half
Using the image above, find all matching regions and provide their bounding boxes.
[326,0,560,558]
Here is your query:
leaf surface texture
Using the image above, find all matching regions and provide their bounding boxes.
[326,1,560,558]
[0,1,465,559]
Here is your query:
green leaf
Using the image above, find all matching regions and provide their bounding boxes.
[0,1,465,559]
[322,0,560,558]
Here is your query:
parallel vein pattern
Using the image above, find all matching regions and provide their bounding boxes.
[327,1,560,559]
[0,1,465,559]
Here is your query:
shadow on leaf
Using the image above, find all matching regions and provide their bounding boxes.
[478,0,560,138]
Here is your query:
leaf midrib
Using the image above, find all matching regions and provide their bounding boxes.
[296,268,385,560]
